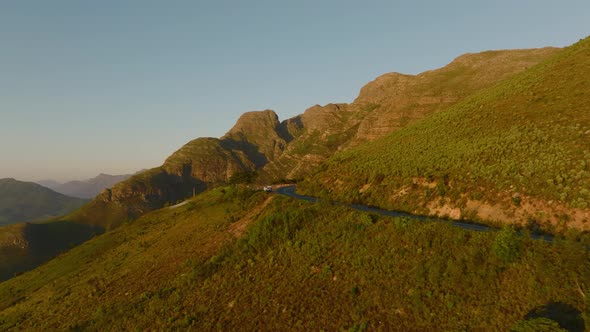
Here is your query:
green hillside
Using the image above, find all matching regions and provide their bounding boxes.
[0,39,585,330]
[0,178,87,226]
[301,36,590,232]
[0,187,588,330]
[59,47,557,233]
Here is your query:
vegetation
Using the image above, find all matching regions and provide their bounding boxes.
[0,189,588,330]
[228,171,257,185]
[0,35,585,332]
[0,221,102,281]
[300,37,590,230]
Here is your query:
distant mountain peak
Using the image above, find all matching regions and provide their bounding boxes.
[36,173,134,199]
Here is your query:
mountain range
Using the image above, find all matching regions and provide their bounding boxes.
[301,37,590,232]
[62,46,560,231]
[37,173,134,199]
[0,37,589,330]
[0,44,565,278]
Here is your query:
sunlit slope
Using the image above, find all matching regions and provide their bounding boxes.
[0,190,588,330]
[261,47,559,181]
[65,47,559,232]
[301,36,590,230]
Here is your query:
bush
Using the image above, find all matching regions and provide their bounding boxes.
[228,171,257,185]
[492,226,522,263]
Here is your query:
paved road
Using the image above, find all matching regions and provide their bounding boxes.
[275,185,553,242]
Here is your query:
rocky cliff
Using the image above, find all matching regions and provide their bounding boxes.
[352,47,559,142]
[69,47,559,230]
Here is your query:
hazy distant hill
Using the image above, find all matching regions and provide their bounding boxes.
[0,178,87,226]
[37,173,133,199]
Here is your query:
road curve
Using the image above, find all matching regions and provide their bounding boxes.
[275,185,553,242]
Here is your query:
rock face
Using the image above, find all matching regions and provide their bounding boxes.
[75,110,295,229]
[222,110,291,166]
[352,47,560,142]
[300,37,590,231]
[72,47,559,230]
[0,46,566,284]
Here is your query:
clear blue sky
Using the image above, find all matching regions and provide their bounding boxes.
[1,1,588,182]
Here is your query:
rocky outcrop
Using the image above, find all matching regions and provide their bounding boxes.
[221,110,290,167]
[70,47,560,230]
[74,110,291,229]
[352,47,560,141]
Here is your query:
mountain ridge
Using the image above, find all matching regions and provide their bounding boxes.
[0,178,87,226]
[0,45,563,281]
[299,37,590,232]
[60,46,560,231]
[37,173,135,199]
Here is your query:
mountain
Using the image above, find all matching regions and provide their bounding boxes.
[300,37,590,232]
[0,178,87,226]
[1,39,589,330]
[67,47,558,231]
[0,45,563,282]
[37,173,134,199]
[0,187,587,330]
[259,47,559,181]
[35,179,61,189]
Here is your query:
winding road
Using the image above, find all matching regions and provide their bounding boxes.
[275,185,553,242]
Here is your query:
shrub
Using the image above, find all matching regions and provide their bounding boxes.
[492,226,522,263]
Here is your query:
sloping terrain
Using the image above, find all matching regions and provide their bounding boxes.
[301,37,590,231]
[0,188,587,330]
[352,47,559,142]
[0,46,561,283]
[70,47,558,232]
[261,47,559,181]
[69,110,297,230]
[0,178,87,226]
[0,221,102,281]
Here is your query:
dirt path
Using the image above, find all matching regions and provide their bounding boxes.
[228,196,274,237]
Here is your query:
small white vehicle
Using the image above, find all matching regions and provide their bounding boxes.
[263,186,273,192]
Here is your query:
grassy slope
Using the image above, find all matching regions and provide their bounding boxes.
[0,189,588,330]
[0,179,87,226]
[263,48,558,182]
[300,37,590,230]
